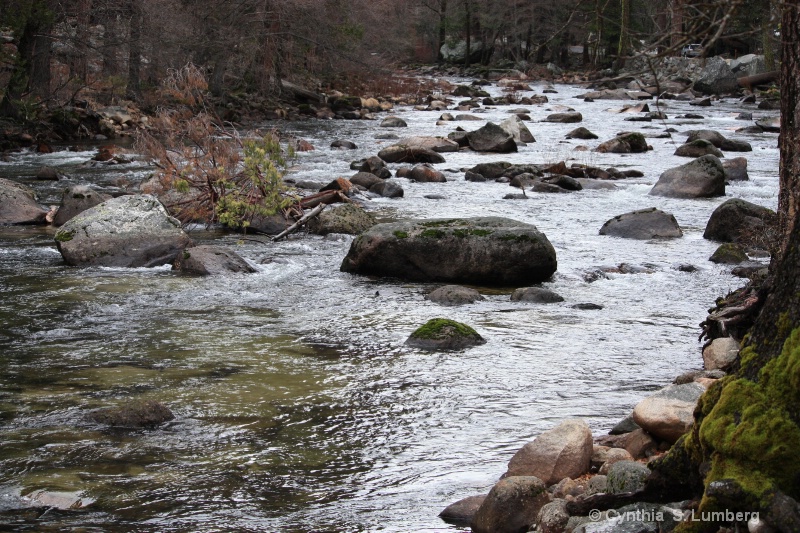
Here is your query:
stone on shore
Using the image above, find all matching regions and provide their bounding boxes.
[439,494,487,526]
[703,337,740,371]
[632,383,706,443]
[471,476,551,533]
[55,194,192,268]
[505,419,593,484]
[605,461,651,494]
[340,217,557,285]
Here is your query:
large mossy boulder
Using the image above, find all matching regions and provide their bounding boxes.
[0,177,48,225]
[599,208,683,240]
[54,194,192,267]
[340,217,557,285]
[703,198,777,247]
[405,318,486,350]
[649,155,725,198]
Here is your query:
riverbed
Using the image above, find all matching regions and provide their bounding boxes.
[0,79,779,532]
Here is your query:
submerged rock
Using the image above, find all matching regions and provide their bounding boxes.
[425,285,485,306]
[340,217,557,285]
[405,318,486,350]
[88,399,175,428]
[173,245,257,275]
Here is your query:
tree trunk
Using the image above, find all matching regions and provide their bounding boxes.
[30,21,53,101]
[617,0,630,67]
[0,18,39,118]
[75,0,91,84]
[744,1,800,367]
[464,0,471,68]
[127,0,142,99]
[437,0,448,62]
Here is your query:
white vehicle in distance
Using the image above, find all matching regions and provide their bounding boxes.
[681,43,703,57]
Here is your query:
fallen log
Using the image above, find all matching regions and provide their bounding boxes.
[272,203,327,242]
[298,189,350,209]
[738,71,779,90]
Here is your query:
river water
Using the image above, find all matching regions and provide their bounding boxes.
[0,80,779,532]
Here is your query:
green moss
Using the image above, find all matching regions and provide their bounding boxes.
[694,327,800,518]
[453,229,469,238]
[393,231,409,239]
[410,318,479,340]
[470,229,492,237]
[420,219,465,228]
[54,230,75,242]
[421,229,446,239]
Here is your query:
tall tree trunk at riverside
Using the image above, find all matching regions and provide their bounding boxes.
[762,0,776,71]
[742,2,800,366]
[437,0,448,62]
[75,0,91,84]
[0,18,39,118]
[464,0,471,68]
[30,21,53,101]
[617,0,630,68]
[593,0,604,65]
[126,0,142,99]
[670,0,683,50]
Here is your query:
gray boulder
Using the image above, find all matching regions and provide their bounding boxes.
[606,461,651,494]
[380,116,407,127]
[53,185,112,226]
[0,178,48,225]
[632,382,705,443]
[648,155,725,198]
[505,419,594,484]
[468,162,513,181]
[674,139,724,158]
[723,157,749,181]
[466,122,518,153]
[369,180,404,198]
[173,245,257,275]
[395,136,459,153]
[686,129,753,152]
[308,203,376,235]
[439,495,487,526]
[511,287,564,303]
[359,156,392,179]
[566,127,598,140]
[599,208,683,240]
[544,112,582,123]
[377,145,446,164]
[703,198,777,246]
[54,194,192,267]
[499,115,536,143]
[471,476,551,533]
[537,499,570,533]
[594,132,649,154]
[426,285,485,306]
[340,217,557,285]
[694,56,739,94]
[350,172,383,189]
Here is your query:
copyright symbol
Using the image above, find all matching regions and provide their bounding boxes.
[589,509,602,521]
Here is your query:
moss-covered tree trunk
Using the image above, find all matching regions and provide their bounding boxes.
[649,4,800,532]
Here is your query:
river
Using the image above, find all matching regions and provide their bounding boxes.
[0,79,779,532]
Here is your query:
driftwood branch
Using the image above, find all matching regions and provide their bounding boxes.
[271,203,326,242]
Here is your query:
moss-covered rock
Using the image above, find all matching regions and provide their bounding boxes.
[709,243,748,264]
[308,203,376,235]
[88,399,174,428]
[405,318,486,350]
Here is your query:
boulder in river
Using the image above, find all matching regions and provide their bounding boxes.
[88,399,174,428]
[565,127,598,140]
[703,198,777,246]
[594,132,649,153]
[674,139,724,158]
[425,285,485,306]
[466,122,518,153]
[409,164,446,183]
[350,172,383,189]
[405,318,486,350]
[340,217,557,285]
[544,112,582,123]
[369,180,404,198]
[359,156,392,179]
[380,116,407,127]
[505,419,594,484]
[499,115,535,143]
[599,208,683,239]
[723,157,749,181]
[396,136,460,153]
[54,194,192,267]
[686,129,752,152]
[648,155,725,198]
[709,242,748,264]
[377,144,446,164]
[510,287,564,303]
[0,178,48,225]
[471,476,551,533]
[440,494,487,526]
[308,203,376,235]
[173,245,257,275]
[53,184,112,226]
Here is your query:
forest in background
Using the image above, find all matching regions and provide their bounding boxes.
[0,0,780,122]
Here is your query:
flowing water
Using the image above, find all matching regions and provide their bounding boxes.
[0,80,780,532]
